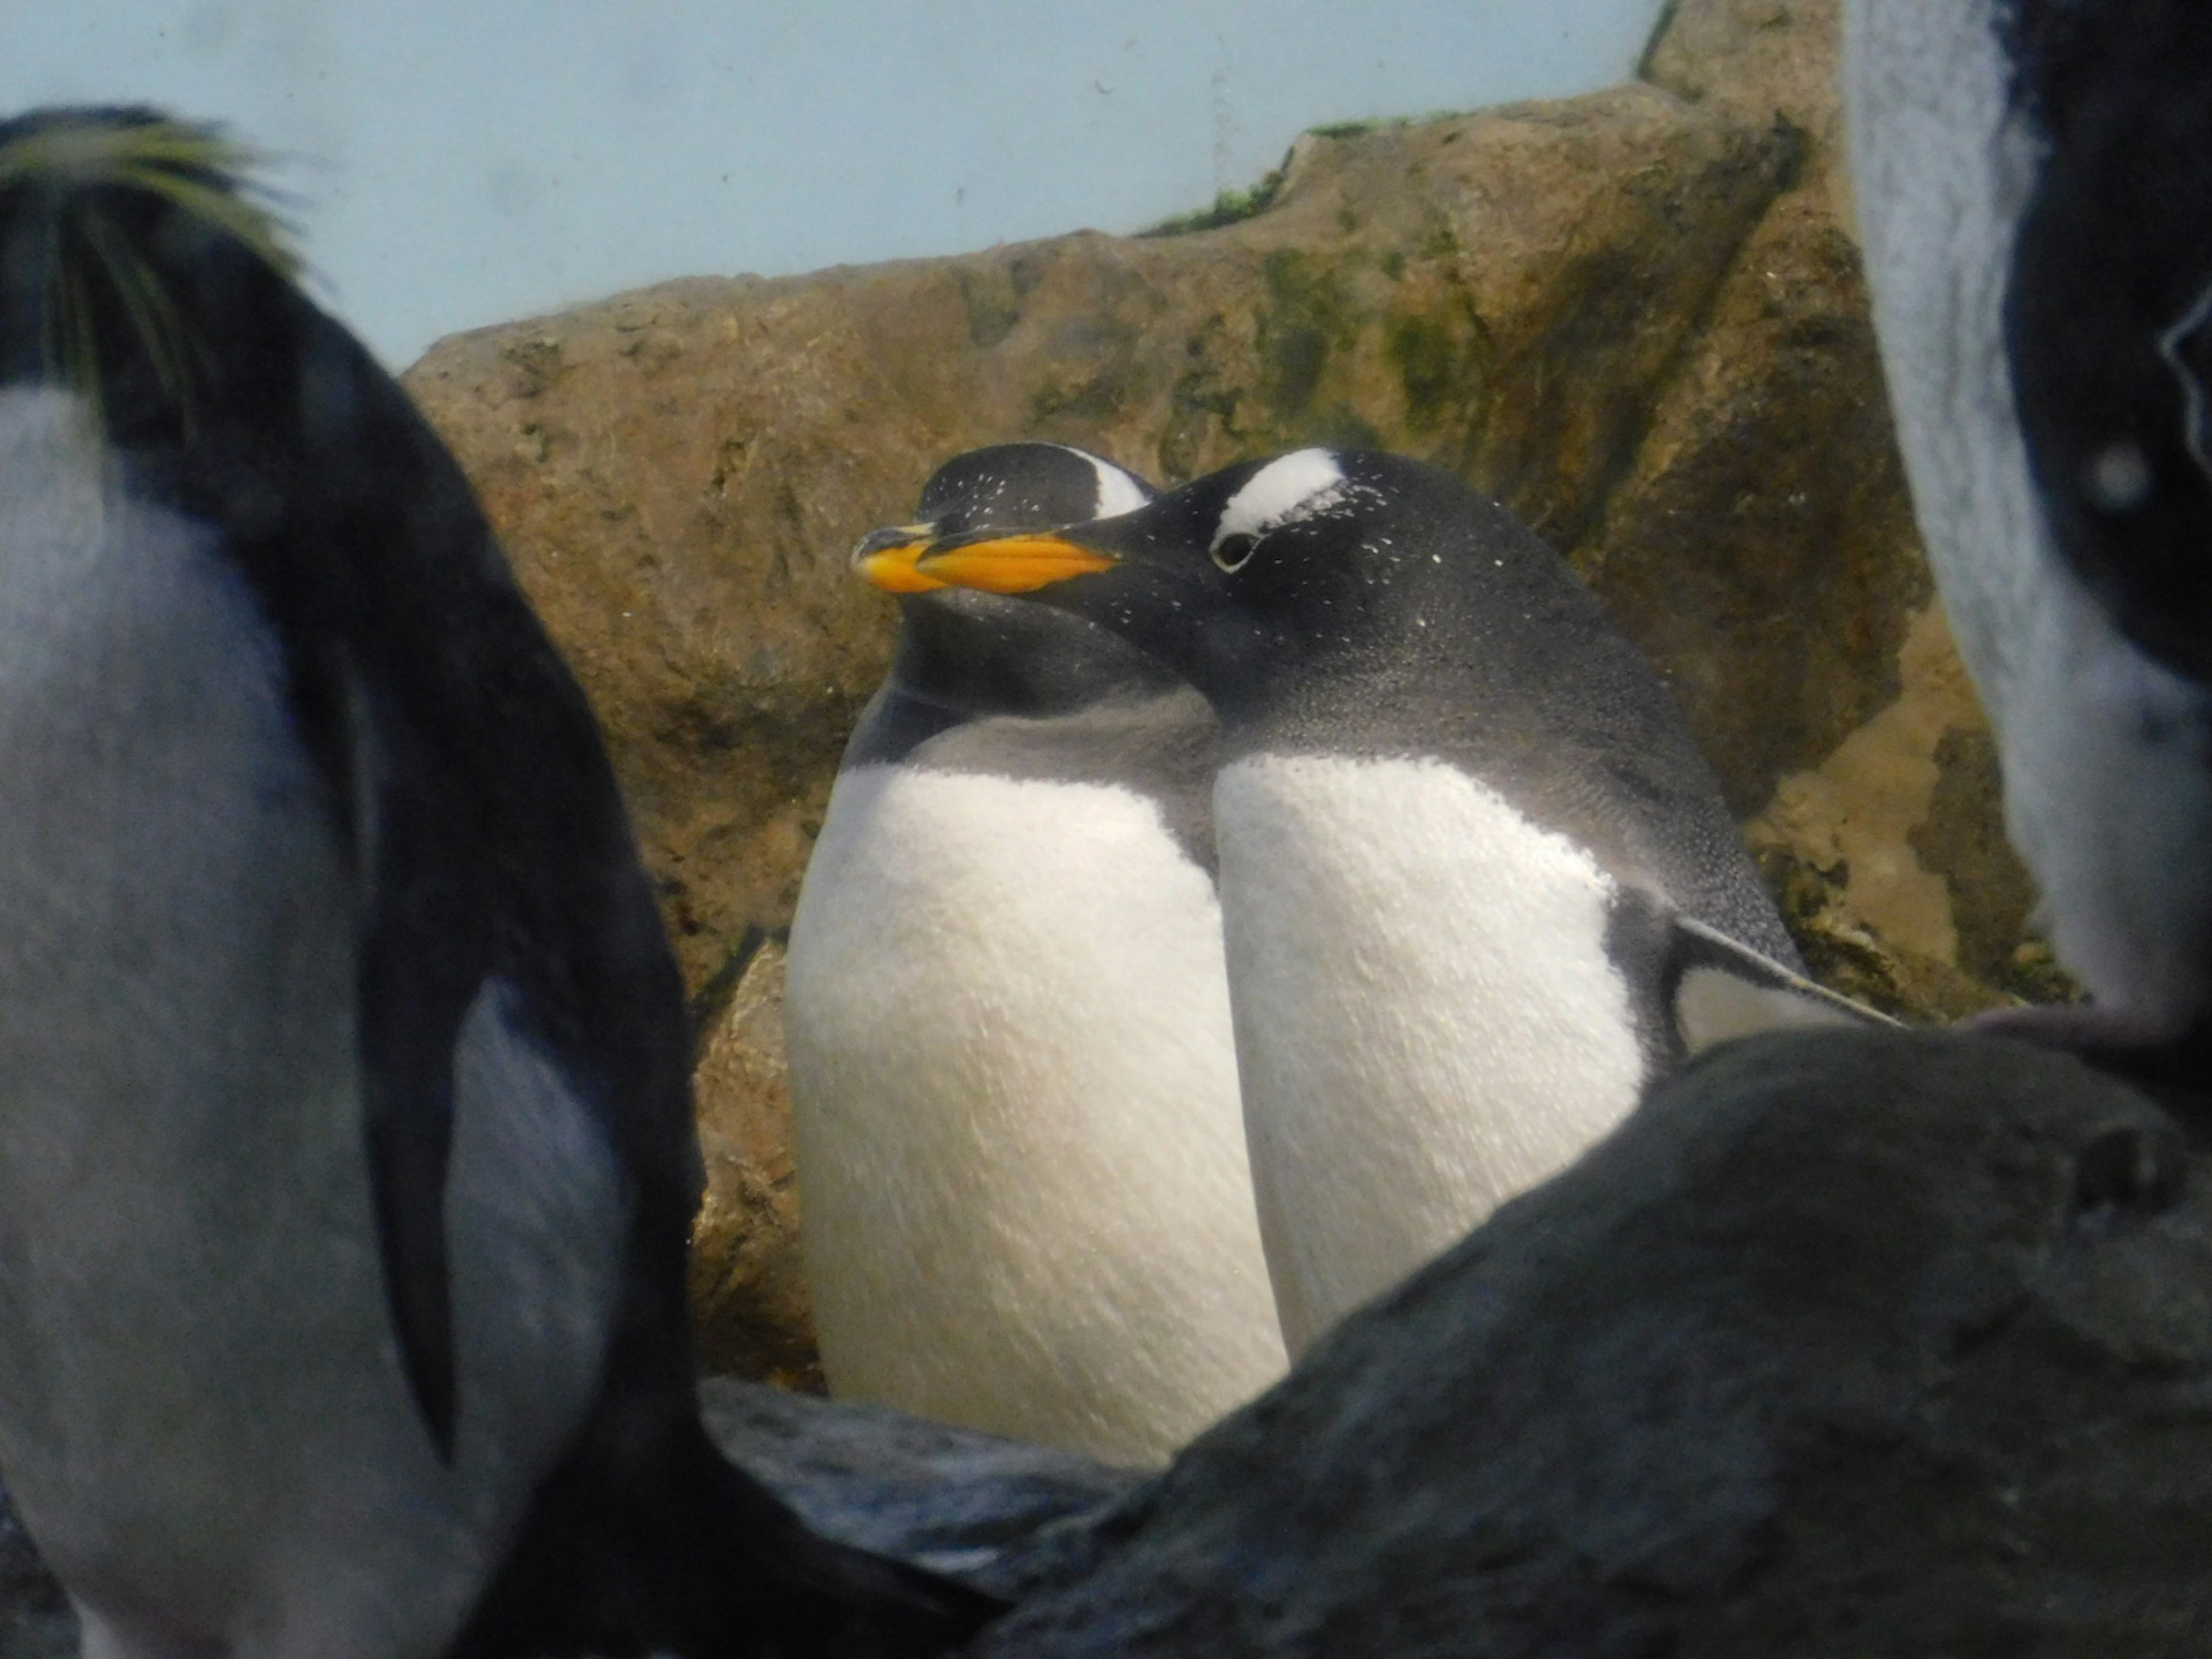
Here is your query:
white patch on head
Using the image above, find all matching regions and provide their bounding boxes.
[1051,444,1152,519]
[1213,753,1643,1354]
[0,385,624,1656]
[1212,449,1348,554]
[785,761,1285,1465]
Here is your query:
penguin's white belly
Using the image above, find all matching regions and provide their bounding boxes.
[785,761,1285,1465]
[0,388,624,1659]
[1214,753,1645,1354]
[1848,3,2212,1024]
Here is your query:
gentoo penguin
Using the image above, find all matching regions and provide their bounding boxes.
[914,447,1865,1350]
[0,108,990,1657]
[1848,0,2212,1077]
[788,442,1286,1465]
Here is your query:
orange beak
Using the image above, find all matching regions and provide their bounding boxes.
[910,532,1119,594]
[850,524,946,593]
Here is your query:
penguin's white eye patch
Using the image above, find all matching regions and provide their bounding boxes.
[1211,531,1260,573]
[1212,449,1347,557]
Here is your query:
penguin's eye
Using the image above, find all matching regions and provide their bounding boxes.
[2084,440,2152,513]
[1211,531,1260,573]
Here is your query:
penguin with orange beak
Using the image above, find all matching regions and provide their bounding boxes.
[911,447,1873,1351]
[790,443,1287,1466]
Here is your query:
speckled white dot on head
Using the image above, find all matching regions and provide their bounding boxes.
[1211,449,1349,554]
[1052,444,1153,519]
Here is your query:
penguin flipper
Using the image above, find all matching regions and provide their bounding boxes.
[1664,915,1897,1057]
[359,1057,460,1460]
[355,882,478,1464]
[334,662,483,1467]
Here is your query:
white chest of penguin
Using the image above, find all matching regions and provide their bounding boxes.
[1213,751,1645,1353]
[785,759,1285,1465]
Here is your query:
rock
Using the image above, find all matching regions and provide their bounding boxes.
[1642,0,1844,163]
[1629,0,2067,1018]
[699,1379,1139,1600]
[973,1028,2212,1656]
[686,936,820,1385]
[0,1386,1138,1646]
[401,86,1798,999]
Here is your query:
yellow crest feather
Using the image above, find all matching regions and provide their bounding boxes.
[0,112,301,423]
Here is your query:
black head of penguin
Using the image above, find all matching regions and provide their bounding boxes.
[850,442,1187,740]
[2002,0,2212,686]
[918,447,1703,770]
[0,107,995,1655]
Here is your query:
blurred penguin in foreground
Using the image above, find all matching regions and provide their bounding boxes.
[0,108,994,1658]
[1850,0,2212,1090]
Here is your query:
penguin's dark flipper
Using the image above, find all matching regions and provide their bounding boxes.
[1661,916,1895,1059]
[359,1061,460,1460]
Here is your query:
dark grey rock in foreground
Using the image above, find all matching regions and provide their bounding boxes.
[976,1028,2212,1657]
[699,1377,1139,1596]
[0,1385,1133,1654]
[8,1029,2209,1656]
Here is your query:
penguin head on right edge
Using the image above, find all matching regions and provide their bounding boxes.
[912,446,1565,724]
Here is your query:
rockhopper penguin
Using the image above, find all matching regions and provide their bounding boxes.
[791,442,1286,1465]
[1849,0,2212,1082]
[0,107,993,1658]
[914,447,1868,1351]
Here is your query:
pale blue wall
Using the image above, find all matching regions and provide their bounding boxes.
[3,1,1669,367]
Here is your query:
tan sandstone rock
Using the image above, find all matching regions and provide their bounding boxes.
[684,938,819,1388]
[403,85,1797,997]
[397,0,2071,1375]
[1638,0,2069,1017]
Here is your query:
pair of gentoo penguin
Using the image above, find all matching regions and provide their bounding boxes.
[1849,0,2212,1085]
[793,438,1864,1427]
[0,109,991,1658]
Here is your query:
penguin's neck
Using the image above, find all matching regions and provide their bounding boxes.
[892,590,1185,723]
